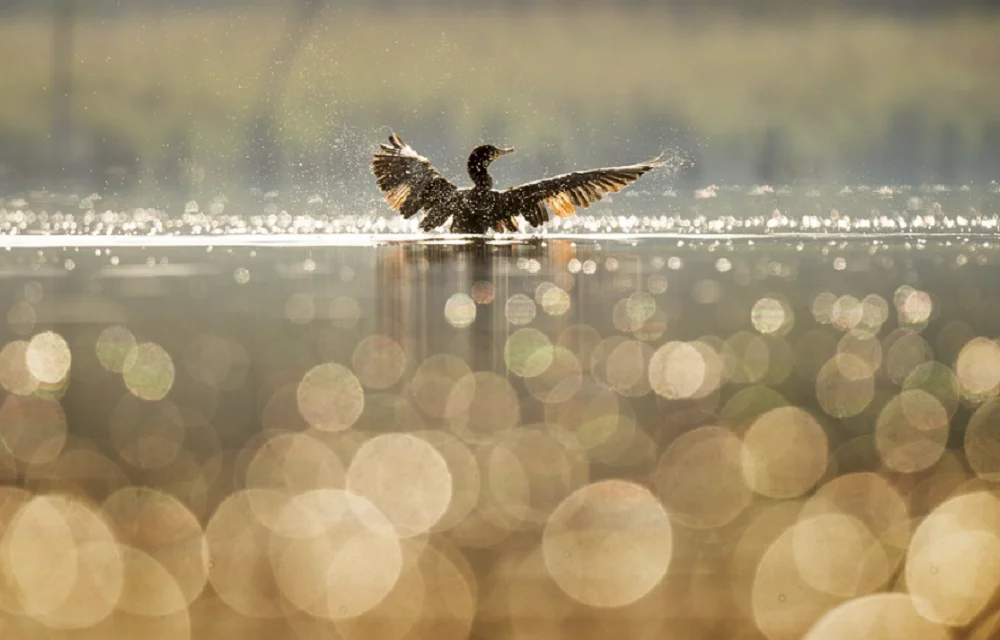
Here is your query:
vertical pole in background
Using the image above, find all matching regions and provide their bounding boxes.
[51,0,75,189]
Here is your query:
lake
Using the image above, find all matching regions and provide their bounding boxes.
[0,187,999,638]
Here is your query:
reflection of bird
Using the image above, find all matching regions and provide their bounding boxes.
[371,133,663,233]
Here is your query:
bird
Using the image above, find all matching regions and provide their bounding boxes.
[371,133,663,233]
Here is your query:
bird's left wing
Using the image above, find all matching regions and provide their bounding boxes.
[499,159,663,227]
[371,133,459,230]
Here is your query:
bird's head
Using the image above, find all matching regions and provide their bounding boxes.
[469,144,515,169]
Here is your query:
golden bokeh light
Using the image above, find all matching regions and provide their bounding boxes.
[542,480,673,608]
[545,380,626,456]
[831,294,863,332]
[633,306,668,341]
[115,545,189,617]
[895,285,934,327]
[653,426,751,529]
[444,292,477,328]
[537,282,572,316]
[504,328,554,378]
[296,362,365,431]
[955,337,1000,402]
[102,486,209,609]
[625,292,656,326]
[346,433,453,538]
[404,541,477,640]
[110,396,185,470]
[7,300,37,336]
[445,371,521,442]
[804,593,949,639]
[505,293,537,325]
[589,335,626,386]
[816,353,875,418]
[524,346,583,404]
[965,399,1000,482]
[875,389,949,473]
[800,472,911,570]
[472,280,495,304]
[0,394,67,466]
[752,521,847,640]
[123,342,176,401]
[3,242,1000,640]
[25,331,71,384]
[409,354,471,419]
[728,500,802,618]
[741,406,828,499]
[333,541,427,640]
[557,324,602,373]
[95,324,138,374]
[648,341,704,400]
[330,295,362,328]
[860,293,890,332]
[906,491,1000,627]
[269,489,403,619]
[413,430,481,533]
[792,513,890,597]
[648,340,723,400]
[244,431,346,521]
[604,339,652,397]
[481,427,589,532]
[811,291,836,325]
[752,297,793,336]
[837,331,882,374]
[903,361,961,418]
[2,494,123,628]
[0,340,39,396]
[352,334,407,390]
[885,330,933,384]
[204,489,294,618]
[719,389,784,438]
[727,331,771,384]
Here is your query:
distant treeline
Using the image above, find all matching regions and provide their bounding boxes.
[2,0,1000,16]
[1,5,998,197]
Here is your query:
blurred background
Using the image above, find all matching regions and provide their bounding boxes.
[1,0,999,203]
[5,4,1000,640]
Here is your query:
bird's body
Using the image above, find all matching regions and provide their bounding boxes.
[451,187,502,234]
[371,133,662,234]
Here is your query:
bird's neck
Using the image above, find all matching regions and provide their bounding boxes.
[467,160,493,190]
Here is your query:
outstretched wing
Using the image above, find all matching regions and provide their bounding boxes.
[371,133,459,230]
[499,159,663,227]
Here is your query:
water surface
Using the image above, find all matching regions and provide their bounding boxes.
[0,193,999,638]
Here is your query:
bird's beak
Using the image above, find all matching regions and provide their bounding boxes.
[497,147,515,157]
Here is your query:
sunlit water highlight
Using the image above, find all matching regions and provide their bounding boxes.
[2,182,998,241]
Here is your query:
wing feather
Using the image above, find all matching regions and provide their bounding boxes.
[370,133,459,228]
[500,158,662,225]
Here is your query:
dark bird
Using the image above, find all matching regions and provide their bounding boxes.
[371,133,663,233]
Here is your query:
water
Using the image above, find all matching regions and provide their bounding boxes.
[2,180,999,237]
[1,188,999,638]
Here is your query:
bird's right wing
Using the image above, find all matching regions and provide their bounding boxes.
[499,159,663,227]
[371,133,459,230]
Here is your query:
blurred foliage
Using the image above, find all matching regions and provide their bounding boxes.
[0,5,999,193]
